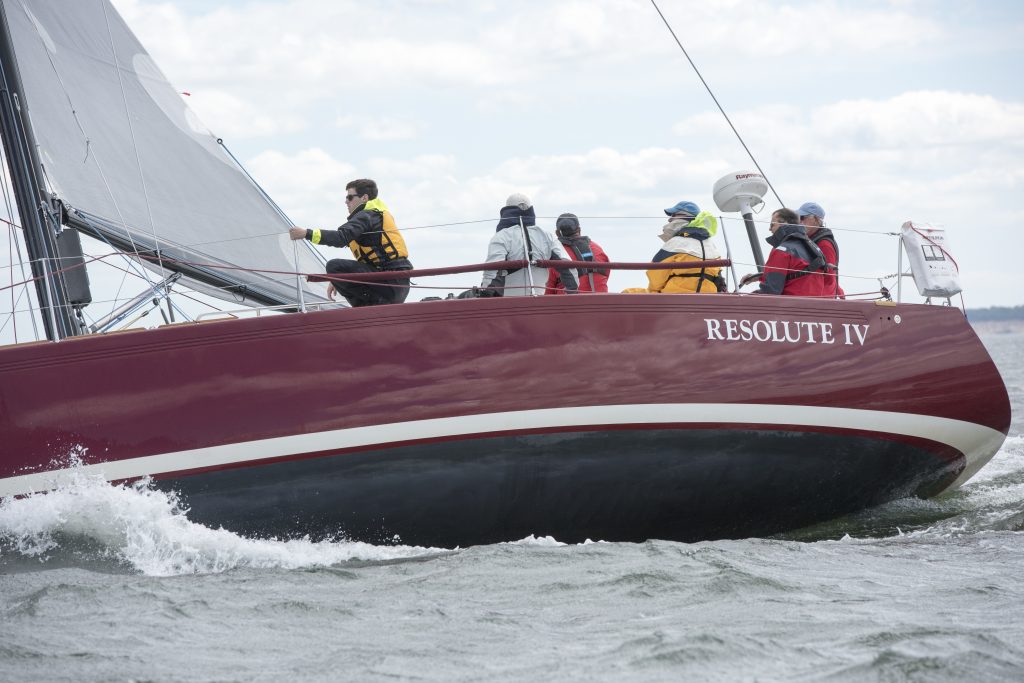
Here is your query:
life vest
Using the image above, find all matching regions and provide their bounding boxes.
[658,212,725,292]
[809,228,839,272]
[560,235,609,290]
[348,198,409,267]
[779,232,826,281]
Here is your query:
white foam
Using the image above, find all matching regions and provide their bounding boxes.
[507,534,567,547]
[0,467,440,576]
[963,434,1024,484]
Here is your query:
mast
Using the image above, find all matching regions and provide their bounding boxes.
[0,2,81,340]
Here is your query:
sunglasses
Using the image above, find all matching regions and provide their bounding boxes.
[345,194,361,202]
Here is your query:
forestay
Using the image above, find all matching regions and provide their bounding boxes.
[1,0,326,305]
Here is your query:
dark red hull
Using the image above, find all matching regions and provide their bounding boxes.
[0,294,1010,546]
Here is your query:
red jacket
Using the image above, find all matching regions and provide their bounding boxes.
[546,237,610,294]
[757,225,826,297]
[810,229,845,298]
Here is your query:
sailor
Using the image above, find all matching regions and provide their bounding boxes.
[746,208,826,296]
[624,201,725,294]
[545,213,610,294]
[798,202,845,298]
[289,178,413,306]
[479,194,578,296]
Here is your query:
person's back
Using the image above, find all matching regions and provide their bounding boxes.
[481,194,577,297]
[625,201,725,294]
[545,213,610,294]
[649,209,724,293]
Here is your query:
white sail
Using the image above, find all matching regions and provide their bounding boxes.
[1,0,326,305]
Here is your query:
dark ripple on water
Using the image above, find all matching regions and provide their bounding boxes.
[0,330,1022,681]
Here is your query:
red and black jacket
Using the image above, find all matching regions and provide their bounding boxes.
[757,224,826,296]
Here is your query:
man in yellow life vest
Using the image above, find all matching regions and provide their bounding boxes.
[289,178,413,306]
[623,201,726,294]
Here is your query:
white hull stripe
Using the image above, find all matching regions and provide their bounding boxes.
[0,404,1006,498]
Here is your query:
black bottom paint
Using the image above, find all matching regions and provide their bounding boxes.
[161,428,965,547]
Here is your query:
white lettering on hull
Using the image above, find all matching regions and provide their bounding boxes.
[704,319,867,346]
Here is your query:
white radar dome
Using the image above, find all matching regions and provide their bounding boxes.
[713,171,768,213]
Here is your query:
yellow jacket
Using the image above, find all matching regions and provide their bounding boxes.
[625,211,724,294]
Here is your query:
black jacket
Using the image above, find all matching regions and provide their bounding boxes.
[307,203,412,271]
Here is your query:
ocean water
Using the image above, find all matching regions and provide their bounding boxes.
[1,328,1022,682]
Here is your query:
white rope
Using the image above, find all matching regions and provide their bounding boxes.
[100,1,165,275]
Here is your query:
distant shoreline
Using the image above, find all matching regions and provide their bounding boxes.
[966,305,1024,322]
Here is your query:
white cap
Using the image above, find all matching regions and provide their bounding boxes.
[505,193,532,211]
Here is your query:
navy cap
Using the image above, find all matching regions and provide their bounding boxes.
[555,213,580,235]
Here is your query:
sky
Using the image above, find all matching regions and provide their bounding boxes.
[2,0,1023,339]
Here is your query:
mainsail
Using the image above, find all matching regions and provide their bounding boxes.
[1,0,326,306]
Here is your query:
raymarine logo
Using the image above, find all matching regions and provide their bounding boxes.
[705,318,869,346]
[734,173,762,180]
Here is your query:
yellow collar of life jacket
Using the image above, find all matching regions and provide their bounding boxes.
[686,211,718,238]
[363,198,389,214]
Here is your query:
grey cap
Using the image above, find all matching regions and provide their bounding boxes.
[798,202,825,220]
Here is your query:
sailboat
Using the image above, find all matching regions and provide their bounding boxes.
[0,0,1010,547]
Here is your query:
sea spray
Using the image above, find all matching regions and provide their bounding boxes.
[0,463,442,576]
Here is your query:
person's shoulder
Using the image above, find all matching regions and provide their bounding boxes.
[489,229,513,243]
[347,208,377,225]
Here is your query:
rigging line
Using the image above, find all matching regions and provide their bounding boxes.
[15,1,156,292]
[0,149,39,339]
[101,1,165,275]
[25,253,184,312]
[648,0,784,206]
[215,138,327,267]
[5,223,14,340]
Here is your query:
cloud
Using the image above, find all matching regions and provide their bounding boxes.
[114,0,952,137]
[336,115,421,141]
[812,91,1024,149]
[245,148,356,225]
[186,92,307,138]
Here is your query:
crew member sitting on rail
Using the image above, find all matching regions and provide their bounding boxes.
[545,213,610,294]
[624,201,725,294]
[479,194,578,297]
[798,201,844,299]
[743,207,826,296]
[289,178,413,307]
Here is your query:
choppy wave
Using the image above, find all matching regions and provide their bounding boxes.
[0,468,441,576]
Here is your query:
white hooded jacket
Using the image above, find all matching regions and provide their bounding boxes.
[481,224,576,296]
